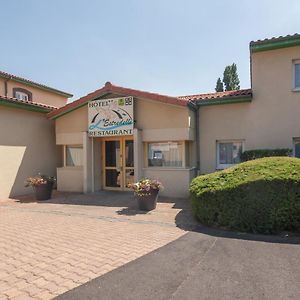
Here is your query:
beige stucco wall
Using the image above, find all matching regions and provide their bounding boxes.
[143,168,196,198]
[57,167,83,192]
[0,107,59,199]
[135,97,189,129]
[0,78,5,95]
[55,95,196,197]
[56,105,88,134]
[0,77,68,108]
[199,45,300,174]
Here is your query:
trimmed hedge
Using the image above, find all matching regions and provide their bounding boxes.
[190,157,300,234]
[240,148,292,162]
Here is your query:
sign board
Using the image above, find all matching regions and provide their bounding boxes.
[88,97,134,137]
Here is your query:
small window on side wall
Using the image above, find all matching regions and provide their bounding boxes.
[13,88,32,102]
[293,138,300,158]
[294,61,300,90]
[217,140,243,169]
[65,145,83,167]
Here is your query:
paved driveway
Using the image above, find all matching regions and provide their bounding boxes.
[58,229,300,300]
[0,192,191,299]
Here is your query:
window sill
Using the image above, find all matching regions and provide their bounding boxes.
[57,166,83,170]
[292,88,300,92]
[216,164,237,170]
[143,167,195,171]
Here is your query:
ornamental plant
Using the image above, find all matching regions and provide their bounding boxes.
[25,173,56,187]
[128,178,163,196]
[190,157,300,234]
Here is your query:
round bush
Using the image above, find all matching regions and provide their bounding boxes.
[190,157,300,234]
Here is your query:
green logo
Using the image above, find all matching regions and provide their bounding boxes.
[118,98,125,106]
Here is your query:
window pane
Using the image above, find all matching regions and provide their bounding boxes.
[16,91,29,101]
[218,142,242,165]
[295,142,300,158]
[105,169,120,187]
[105,141,120,167]
[295,64,300,88]
[148,142,183,167]
[125,140,134,167]
[66,146,83,166]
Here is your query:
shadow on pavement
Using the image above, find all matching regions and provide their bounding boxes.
[12,190,300,245]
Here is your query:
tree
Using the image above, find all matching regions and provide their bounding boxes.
[222,63,240,91]
[215,77,224,92]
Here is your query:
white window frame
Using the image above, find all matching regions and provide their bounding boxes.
[64,145,83,167]
[292,59,300,91]
[293,138,300,157]
[216,140,244,170]
[15,91,29,101]
[144,141,187,168]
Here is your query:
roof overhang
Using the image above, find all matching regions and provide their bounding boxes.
[48,82,188,120]
[0,71,73,98]
[196,95,252,107]
[0,96,55,113]
[250,34,300,53]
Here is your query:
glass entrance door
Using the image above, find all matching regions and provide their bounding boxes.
[103,137,134,190]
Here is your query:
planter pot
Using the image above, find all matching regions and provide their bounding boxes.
[34,182,53,201]
[135,188,159,211]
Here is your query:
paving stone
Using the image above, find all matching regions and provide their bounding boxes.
[0,192,187,297]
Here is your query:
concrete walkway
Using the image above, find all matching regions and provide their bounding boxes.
[0,191,190,299]
[56,229,300,300]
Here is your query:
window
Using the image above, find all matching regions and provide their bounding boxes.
[13,88,32,101]
[217,140,243,169]
[293,138,300,158]
[65,145,83,166]
[15,91,29,101]
[147,142,184,167]
[294,61,300,90]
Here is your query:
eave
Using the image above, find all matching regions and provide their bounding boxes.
[250,35,300,53]
[0,96,54,113]
[196,95,252,107]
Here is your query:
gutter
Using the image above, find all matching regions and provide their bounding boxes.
[250,37,300,53]
[0,73,73,98]
[196,95,252,106]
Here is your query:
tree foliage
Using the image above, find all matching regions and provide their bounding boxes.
[215,63,240,92]
[223,63,240,91]
[215,77,224,92]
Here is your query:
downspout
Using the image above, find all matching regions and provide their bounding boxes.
[4,76,12,97]
[187,101,200,175]
[195,105,200,174]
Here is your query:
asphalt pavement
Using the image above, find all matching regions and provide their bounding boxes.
[56,228,300,300]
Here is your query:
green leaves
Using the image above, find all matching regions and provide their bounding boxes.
[215,63,240,92]
[190,157,300,234]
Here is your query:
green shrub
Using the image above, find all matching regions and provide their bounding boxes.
[190,157,300,234]
[240,148,292,162]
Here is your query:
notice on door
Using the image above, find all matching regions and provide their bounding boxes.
[88,97,134,137]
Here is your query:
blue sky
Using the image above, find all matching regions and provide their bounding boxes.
[1,0,300,101]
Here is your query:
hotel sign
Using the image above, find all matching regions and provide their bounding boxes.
[88,97,134,137]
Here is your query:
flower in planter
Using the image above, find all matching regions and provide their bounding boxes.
[25,173,56,187]
[128,178,163,196]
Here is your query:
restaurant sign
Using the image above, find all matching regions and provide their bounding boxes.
[88,97,134,137]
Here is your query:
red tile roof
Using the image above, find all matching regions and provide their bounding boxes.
[250,33,300,46]
[47,82,189,119]
[0,70,73,98]
[178,89,252,102]
[47,82,253,119]
[0,95,57,111]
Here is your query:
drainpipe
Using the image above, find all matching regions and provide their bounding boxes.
[187,101,200,175]
[4,76,12,97]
